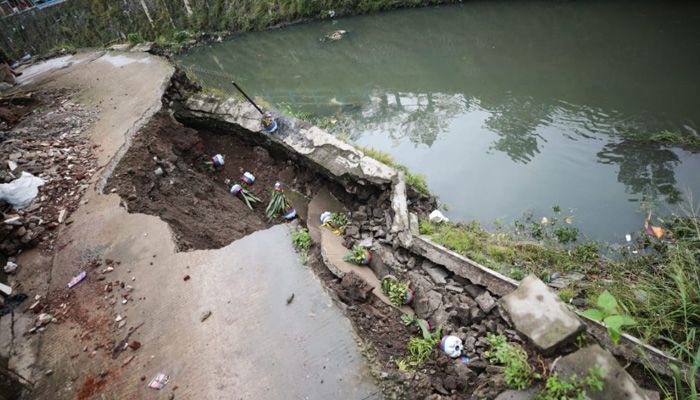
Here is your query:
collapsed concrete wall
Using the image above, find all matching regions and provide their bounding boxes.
[171,91,677,396]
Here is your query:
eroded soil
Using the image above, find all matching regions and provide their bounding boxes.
[108,112,323,251]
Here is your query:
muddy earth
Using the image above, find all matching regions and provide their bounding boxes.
[108,112,326,251]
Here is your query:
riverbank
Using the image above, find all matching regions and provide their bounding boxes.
[0,0,461,58]
[1,51,694,399]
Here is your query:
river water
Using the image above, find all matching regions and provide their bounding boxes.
[178,1,700,241]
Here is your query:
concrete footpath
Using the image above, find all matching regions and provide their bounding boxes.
[1,52,380,399]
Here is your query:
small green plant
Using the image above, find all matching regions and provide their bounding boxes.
[485,334,534,390]
[291,228,311,262]
[582,290,635,344]
[322,212,348,234]
[509,266,527,281]
[265,182,293,220]
[401,314,415,326]
[536,366,605,400]
[395,323,442,371]
[418,217,435,235]
[342,246,371,265]
[558,287,576,303]
[381,278,411,306]
[173,30,194,43]
[127,32,144,45]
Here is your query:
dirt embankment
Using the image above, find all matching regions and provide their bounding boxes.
[107,112,325,251]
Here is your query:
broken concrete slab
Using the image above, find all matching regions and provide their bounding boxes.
[553,345,658,400]
[475,290,497,313]
[500,275,584,353]
[410,235,518,297]
[421,260,448,284]
[390,171,411,247]
[179,94,397,192]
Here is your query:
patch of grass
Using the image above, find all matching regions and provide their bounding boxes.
[47,43,76,56]
[536,366,605,400]
[291,228,311,263]
[485,333,535,390]
[127,32,144,45]
[381,278,410,307]
[395,323,442,371]
[354,145,432,196]
[558,287,576,303]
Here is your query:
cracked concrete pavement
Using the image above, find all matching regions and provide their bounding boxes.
[1,52,380,399]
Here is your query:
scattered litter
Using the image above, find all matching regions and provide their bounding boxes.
[67,271,86,288]
[102,266,114,273]
[45,369,54,376]
[261,112,277,133]
[154,167,164,177]
[429,210,449,224]
[129,340,141,350]
[115,315,123,322]
[625,234,632,242]
[458,356,470,365]
[286,293,295,305]
[183,275,190,281]
[0,172,46,210]
[644,212,666,239]
[546,272,560,283]
[148,373,169,390]
[323,30,347,41]
[4,260,18,274]
[0,282,12,296]
[122,355,135,367]
[200,310,212,322]
[122,299,128,305]
[440,335,463,358]
[58,209,67,224]
[240,172,255,185]
[37,313,54,326]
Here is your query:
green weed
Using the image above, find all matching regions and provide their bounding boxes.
[127,32,144,45]
[291,228,311,263]
[485,334,535,390]
[381,278,410,307]
[536,366,605,400]
[395,323,442,371]
[582,290,635,344]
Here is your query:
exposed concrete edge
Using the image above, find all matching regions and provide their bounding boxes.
[96,63,175,192]
[409,234,519,297]
[409,234,677,377]
[177,94,398,191]
[390,171,412,248]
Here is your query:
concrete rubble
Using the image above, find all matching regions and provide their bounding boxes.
[553,345,659,400]
[501,275,584,353]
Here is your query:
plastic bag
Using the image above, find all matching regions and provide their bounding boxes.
[0,172,45,210]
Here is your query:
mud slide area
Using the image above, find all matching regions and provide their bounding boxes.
[106,110,504,398]
[108,112,327,250]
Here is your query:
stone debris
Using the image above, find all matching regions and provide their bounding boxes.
[0,89,98,256]
[3,259,18,274]
[553,345,658,400]
[500,275,584,353]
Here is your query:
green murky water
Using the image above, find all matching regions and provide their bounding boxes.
[178,1,700,241]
